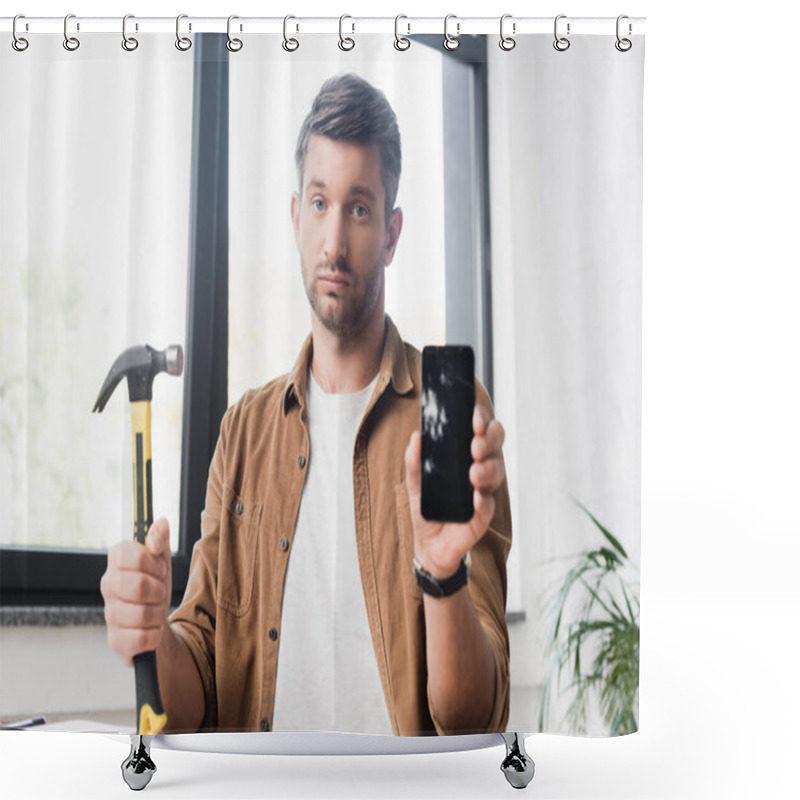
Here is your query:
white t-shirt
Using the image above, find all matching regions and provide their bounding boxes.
[271,369,392,734]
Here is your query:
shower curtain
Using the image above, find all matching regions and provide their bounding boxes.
[0,18,644,743]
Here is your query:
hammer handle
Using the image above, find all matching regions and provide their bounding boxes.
[130,401,167,736]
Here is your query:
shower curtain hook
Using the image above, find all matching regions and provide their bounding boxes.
[63,13,80,51]
[615,15,632,52]
[226,15,243,52]
[176,13,192,51]
[553,14,570,51]
[122,14,139,51]
[394,15,410,51]
[499,14,516,51]
[338,14,355,51]
[282,15,299,52]
[443,14,460,51]
[12,14,29,52]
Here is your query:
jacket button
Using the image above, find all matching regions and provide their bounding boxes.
[279,538,289,552]
[234,501,244,515]
[297,454,306,469]
[268,627,278,642]
[260,718,269,732]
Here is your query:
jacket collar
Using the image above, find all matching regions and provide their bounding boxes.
[283,314,414,414]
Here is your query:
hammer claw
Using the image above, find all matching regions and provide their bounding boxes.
[93,344,183,412]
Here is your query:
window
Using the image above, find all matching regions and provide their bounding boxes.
[1,33,495,608]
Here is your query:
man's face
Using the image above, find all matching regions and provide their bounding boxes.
[292,134,401,339]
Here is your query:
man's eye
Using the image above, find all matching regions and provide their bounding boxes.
[312,198,325,211]
[353,205,368,218]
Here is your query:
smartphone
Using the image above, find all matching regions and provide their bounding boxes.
[420,345,475,523]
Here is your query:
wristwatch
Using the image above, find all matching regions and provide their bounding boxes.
[413,552,471,598]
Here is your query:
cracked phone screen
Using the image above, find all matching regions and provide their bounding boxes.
[420,346,475,522]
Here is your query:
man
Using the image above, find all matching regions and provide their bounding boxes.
[101,74,512,736]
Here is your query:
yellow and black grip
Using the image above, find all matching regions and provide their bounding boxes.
[130,400,168,737]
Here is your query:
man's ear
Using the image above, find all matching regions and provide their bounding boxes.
[381,207,404,268]
[291,191,301,247]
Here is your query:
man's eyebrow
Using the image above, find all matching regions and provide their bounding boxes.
[349,185,377,202]
[304,180,378,203]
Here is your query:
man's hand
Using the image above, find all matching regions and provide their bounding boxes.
[101,518,172,666]
[405,405,506,580]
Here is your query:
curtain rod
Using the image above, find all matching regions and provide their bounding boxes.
[1,16,646,37]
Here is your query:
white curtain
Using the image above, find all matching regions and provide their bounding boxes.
[1,35,191,550]
[1,26,643,739]
[489,35,644,733]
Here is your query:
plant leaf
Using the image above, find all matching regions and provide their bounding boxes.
[574,499,629,559]
[578,578,626,624]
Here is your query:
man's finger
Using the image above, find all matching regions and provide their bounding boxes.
[113,570,169,605]
[470,457,506,493]
[146,517,171,557]
[471,418,505,462]
[404,430,422,503]
[104,599,167,631]
[109,540,166,581]
[472,488,496,534]
[107,626,164,668]
[472,405,492,437]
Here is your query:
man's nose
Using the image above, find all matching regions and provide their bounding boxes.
[323,210,347,266]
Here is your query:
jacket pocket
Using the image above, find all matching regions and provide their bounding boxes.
[395,482,422,601]
[218,483,262,616]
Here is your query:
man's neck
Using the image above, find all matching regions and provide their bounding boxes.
[309,310,386,394]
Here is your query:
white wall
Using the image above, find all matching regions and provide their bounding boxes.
[0,626,132,721]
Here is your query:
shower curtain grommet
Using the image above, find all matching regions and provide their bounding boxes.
[63,13,80,51]
[615,15,633,51]
[12,15,29,52]
[499,14,516,51]
[175,14,192,51]
[226,15,243,52]
[394,15,411,51]
[121,15,139,52]
[553,14,571,51]
[282,15,299,52]
[443,14,460,51]
[338,15,355,51]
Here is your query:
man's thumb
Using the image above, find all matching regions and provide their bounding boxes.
[145,518,170,558]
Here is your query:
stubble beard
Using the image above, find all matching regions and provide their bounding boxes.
[304,257,384,340]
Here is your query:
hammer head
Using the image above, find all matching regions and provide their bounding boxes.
[93,344,183,413]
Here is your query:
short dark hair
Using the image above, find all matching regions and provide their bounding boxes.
[295,73,402,224]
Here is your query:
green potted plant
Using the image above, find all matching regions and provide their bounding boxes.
[538,502,640,735]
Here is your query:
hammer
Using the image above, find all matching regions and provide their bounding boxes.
[94,344,183,783]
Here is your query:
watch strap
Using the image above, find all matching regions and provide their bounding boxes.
[413,555,469,598]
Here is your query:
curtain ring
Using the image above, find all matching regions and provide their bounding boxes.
[63,13,80,51]
[615,15,632,52]
[553,14,570,51]
[339,14,355,51]
[499,14,516,51]
[227,15,243,52]
[443,14,460,51]
[12,14,29,52]
[176,14,192,51]
[394,14,410,51]
[122,14,139,51]
[282,15,299,52]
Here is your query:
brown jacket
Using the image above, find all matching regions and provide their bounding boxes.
[170,316,512,735]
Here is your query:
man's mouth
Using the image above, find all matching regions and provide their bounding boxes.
[318,273,349,288]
